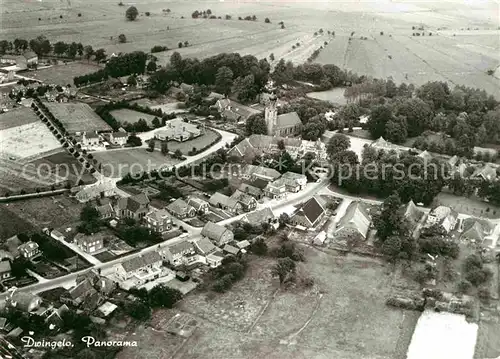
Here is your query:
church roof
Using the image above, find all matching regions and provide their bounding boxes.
[276,112,301,129]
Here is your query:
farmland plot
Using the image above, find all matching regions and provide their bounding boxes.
[110,109,159,126]
[28,62,104,86]
[44,101,112,133]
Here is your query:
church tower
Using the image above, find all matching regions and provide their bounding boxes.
[265,93,278,136]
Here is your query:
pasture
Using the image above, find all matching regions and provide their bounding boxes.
[1,0,497,96]
[110,108,158,126]
[307,87,348,105]
[44,101,112,133]
[118,247,417,359]
[92,148,181,178]
[0,107,39,130]
[28,62,104,86]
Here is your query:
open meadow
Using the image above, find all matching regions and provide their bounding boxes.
[1,0,498,96]
[110,108,159,126]
[29,62,105,86]
[118,246,419,359]
[93,147,182,178]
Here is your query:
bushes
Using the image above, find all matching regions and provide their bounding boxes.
[211,257,248,293]
[151,45,168,53]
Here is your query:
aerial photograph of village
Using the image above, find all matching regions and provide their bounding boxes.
[0,0,498,358]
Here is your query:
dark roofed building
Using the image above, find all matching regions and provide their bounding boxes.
[114,193,150,220]
[291,196,326,228]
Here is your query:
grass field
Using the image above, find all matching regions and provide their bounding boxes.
[44,101,112,133]
[119,246,418,359]
[0,194,84,238]
[110,108,158,126]
[93,147,181,178]
[28,62,105,86]
[0,107,39,130]
[306,87,348,105]
[2,0,497,96]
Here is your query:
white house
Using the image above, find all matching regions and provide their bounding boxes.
[81,132,100,147]
[109,132,128,146]
[160,240,197,267]
[115,252,163,288]
[426,206,458,233]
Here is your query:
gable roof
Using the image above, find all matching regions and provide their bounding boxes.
[223,244,240,255]
[121,252,161,273]
[461,221,485,242]
[193,237,216,255]
[336,201,371,238]
[249,178,269,190]
[473,164,497,181]
[96,203,114,217]
[418,150,433,161]
[243,207,275,225]
[209,192,239,209]
[294,196,326,226]
[167,240,195,255]
[167,198,193,214]
[23,51,37,60]
[230,189,256,206]
[0,261,11,273]
[186,196,209,210]
[239,183,263,197]
[404,200,424,223]
[276,112,301,129]
[201,222,229,242]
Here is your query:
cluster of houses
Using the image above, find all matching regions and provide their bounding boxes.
[0,236,42,283]
[228,134,327,163]
[79,130,130,149]
[0,51,38,71]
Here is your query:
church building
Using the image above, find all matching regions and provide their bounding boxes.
[264,93,302,137]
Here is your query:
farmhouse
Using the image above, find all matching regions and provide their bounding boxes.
[75,181,116,203]
[166,198,196,218]
[404,200,424,225]
[17,241,40,260]
[370,137,400,152]
[96,203,114,219]
[418,150,433,161]
[201,222,234,246]
[460,219,493,243]
[279,171,307,192]
[109,131,129,146]
[291,196,326,228]
[215,98,259,122]
[426,206,458,233]
[115,193,150,220]
[0,261,12,281]
[263,179,287,199]
[242,207,277,228]
[7,290,42,312]
[144,209,172,233]
[155,118,201,142]
[115,252,163,287]
[81,131,101,147]
[230,189,258,211]
[227,134,302,161]
[193,237,217,256]
[186,196,210,214]
[240,164,281,182]
[74,233,104,254]
[335,201,372,239]
[209,192,242,213]
[160,240,197,267]
[472,164,497,181]
[265,94,302,137]
[223,244,240,256]
[238,182,264,199]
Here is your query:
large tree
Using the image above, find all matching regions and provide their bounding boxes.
[126,6,139,21]
[214,66,234,96]
[246,114,267,135]
[327,133,350,159]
